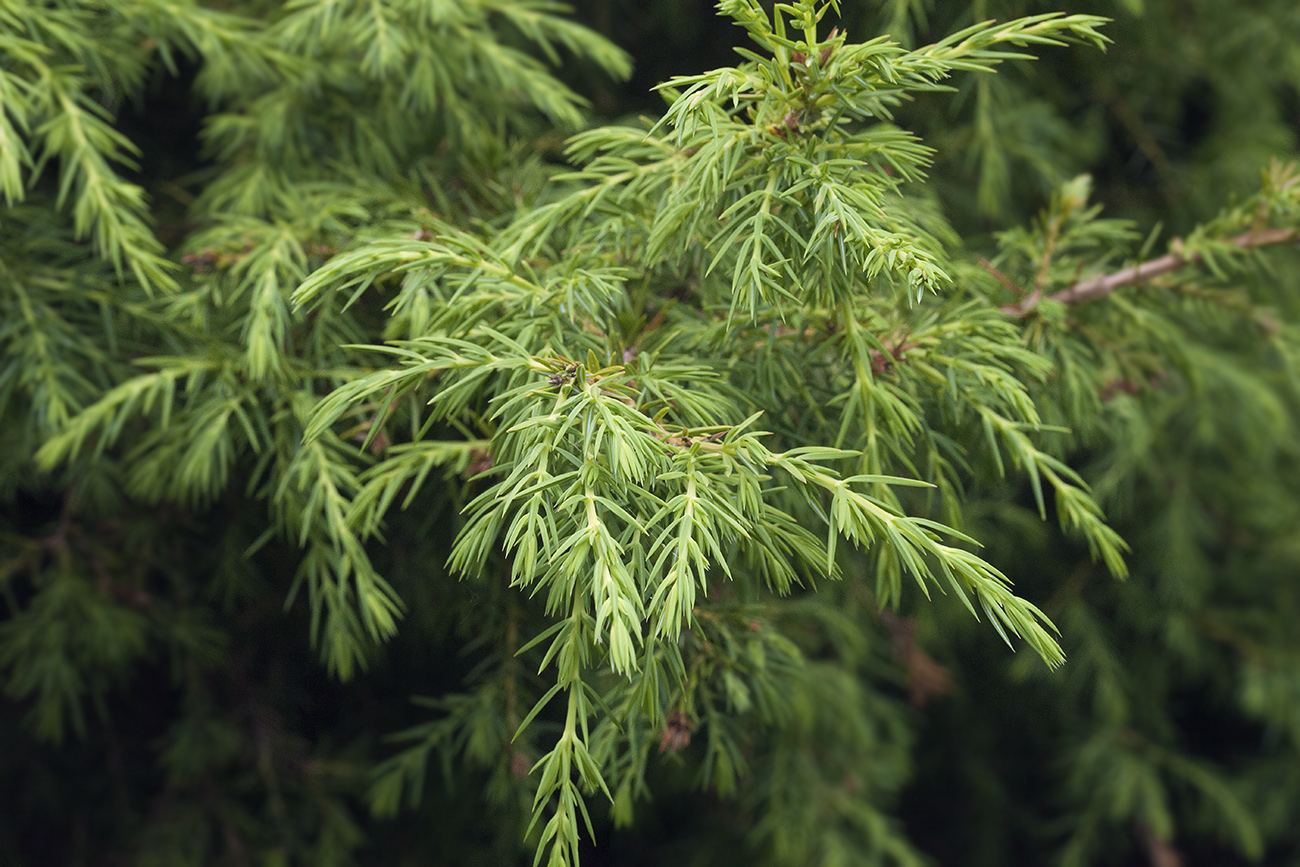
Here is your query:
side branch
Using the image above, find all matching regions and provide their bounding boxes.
[1003,227,1300,316]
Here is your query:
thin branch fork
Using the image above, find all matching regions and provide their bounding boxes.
[1003,226,1300,316]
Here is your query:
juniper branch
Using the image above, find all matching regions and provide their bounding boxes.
[1005,226,1300,315]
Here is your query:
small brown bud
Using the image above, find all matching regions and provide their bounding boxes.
[466,449,493,477]
[181,250,219,273]
[658,711,695,754]
[510,749,531,778]
[820,28,838,66]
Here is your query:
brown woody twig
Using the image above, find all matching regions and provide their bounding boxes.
[1003,227,1300,316]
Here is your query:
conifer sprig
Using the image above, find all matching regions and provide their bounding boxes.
[10,1,1300,865]
[289,4,1127,862]
[27,0,634,691]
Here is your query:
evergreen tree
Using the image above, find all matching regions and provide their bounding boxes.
[2,1,1299,865]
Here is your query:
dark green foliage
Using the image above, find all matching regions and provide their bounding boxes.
[3,1,1300,865]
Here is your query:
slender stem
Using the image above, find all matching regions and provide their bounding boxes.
[979,256,1024,297]
[505,602,520,732]
[1004,227,1300,316]
[1024,206,1067,310]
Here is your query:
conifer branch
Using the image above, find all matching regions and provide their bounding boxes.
[12,3,1300,866]
[1004,226,1300,315]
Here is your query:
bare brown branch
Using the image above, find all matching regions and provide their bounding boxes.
[1004,227,1300,316]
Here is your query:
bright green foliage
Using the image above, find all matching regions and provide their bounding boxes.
[4,1,1300,865]
[853,0,1300,227]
